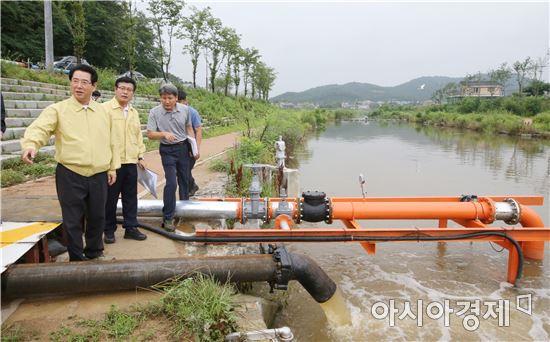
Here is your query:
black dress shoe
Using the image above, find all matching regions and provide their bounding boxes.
[124,227,147,241]
[48,239,68,256]
[104,233,116,244]
[190,183,199,196]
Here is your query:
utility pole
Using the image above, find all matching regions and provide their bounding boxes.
[44,0,54,71]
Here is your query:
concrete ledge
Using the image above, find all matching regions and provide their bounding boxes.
[2,92,67,101]
[1,78,69,90]
[4,100,54,109]
[0,85,72,96]
[2,127,26,140]
[5,108,43,118]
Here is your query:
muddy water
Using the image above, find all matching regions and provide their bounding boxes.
[272,121,550,341]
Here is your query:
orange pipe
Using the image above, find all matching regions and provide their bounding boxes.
[331,201,495,222]
[520,205,547,260]
[330,196,543,205]
[200,196,543,223]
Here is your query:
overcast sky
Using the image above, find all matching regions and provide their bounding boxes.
[140,1,549,96]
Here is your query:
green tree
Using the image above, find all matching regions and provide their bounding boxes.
[242,48,260,97]
[220,28,241,96]
[122,1,137,75]
[80,1,125,69]
[527,53,549,97]
[431,82,459,104]
[232,47,245,96]
[251,61,276,101]
[204,17,225,92]
[524,80,550,96]
[56,1,87,63]
[148,0,185,81]
[489,63,512,95]
[132,13,163,77]
[513,57,532,96]
[179,6,212,88]
[0,1,45,62]
[72,1,86,63]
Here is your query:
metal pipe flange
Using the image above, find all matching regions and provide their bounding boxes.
[502,198,521,225]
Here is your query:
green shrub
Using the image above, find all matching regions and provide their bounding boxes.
[458,97,481,113]
[152,274,238,341]
[533,112,550,132]
[1,169,25,187]
[523,97,544,116]
[1,153,57,186]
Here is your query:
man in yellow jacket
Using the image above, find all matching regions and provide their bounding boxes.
[21,64,120,261]
[103,76,147,243]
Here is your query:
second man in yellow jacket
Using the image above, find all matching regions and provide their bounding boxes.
[103,76,147,243]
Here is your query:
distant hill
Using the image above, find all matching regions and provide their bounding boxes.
[271,76,520,105]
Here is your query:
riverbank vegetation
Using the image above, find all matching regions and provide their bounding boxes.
[2,275,238,342]
[212,108,352,197]
[381,56,550,138]
[370,96,550,138]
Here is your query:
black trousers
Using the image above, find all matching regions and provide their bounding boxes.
[105,163,138,235]
[55,164,107,261]
[179,155,196,200]
[160,143,190,220]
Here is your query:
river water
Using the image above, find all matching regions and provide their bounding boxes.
[270,121,550,341]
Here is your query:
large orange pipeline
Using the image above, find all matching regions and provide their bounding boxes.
[191,194,548,285]
[330,200,496,222]
[231,196,542,224]
[520,205,546,260]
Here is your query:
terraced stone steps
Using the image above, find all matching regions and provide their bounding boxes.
[1,77,159,160]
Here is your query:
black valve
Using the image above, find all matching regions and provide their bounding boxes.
[303,191,326,205]
[301,191,330,222]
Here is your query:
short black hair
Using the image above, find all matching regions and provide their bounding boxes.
[92,90,101,97]
[115,76,137,91]
[69,64,98,84]
[177,87,187,101]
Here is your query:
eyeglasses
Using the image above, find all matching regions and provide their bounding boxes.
[71,78,92,86]
[117,86,134,93]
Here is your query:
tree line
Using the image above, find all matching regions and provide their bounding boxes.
[431,53,550,104]
[1,0,276,100]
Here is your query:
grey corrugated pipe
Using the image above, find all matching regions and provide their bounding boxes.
[2,254,336,303]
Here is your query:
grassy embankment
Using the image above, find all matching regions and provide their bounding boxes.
[370,96,550,137]
[0,63,312,186]
[210,108,354,197]
[2,274,238,342]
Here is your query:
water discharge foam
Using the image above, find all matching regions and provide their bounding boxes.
[319,287,352,327]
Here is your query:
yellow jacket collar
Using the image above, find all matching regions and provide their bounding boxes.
[69,95,100,112]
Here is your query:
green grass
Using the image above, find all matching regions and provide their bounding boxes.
[47,306,142,342]
[143,137,160,152]
[1,153,57,187]
[1,324,38,342]
[1,62,69,86]
[12,276,239,342]
[150,274,238,342]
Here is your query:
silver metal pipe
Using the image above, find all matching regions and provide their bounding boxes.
[226,326,294,341]
[119,200,239,219]
[495,199,521,224]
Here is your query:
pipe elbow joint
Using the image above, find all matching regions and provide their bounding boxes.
[289,253,337,303]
